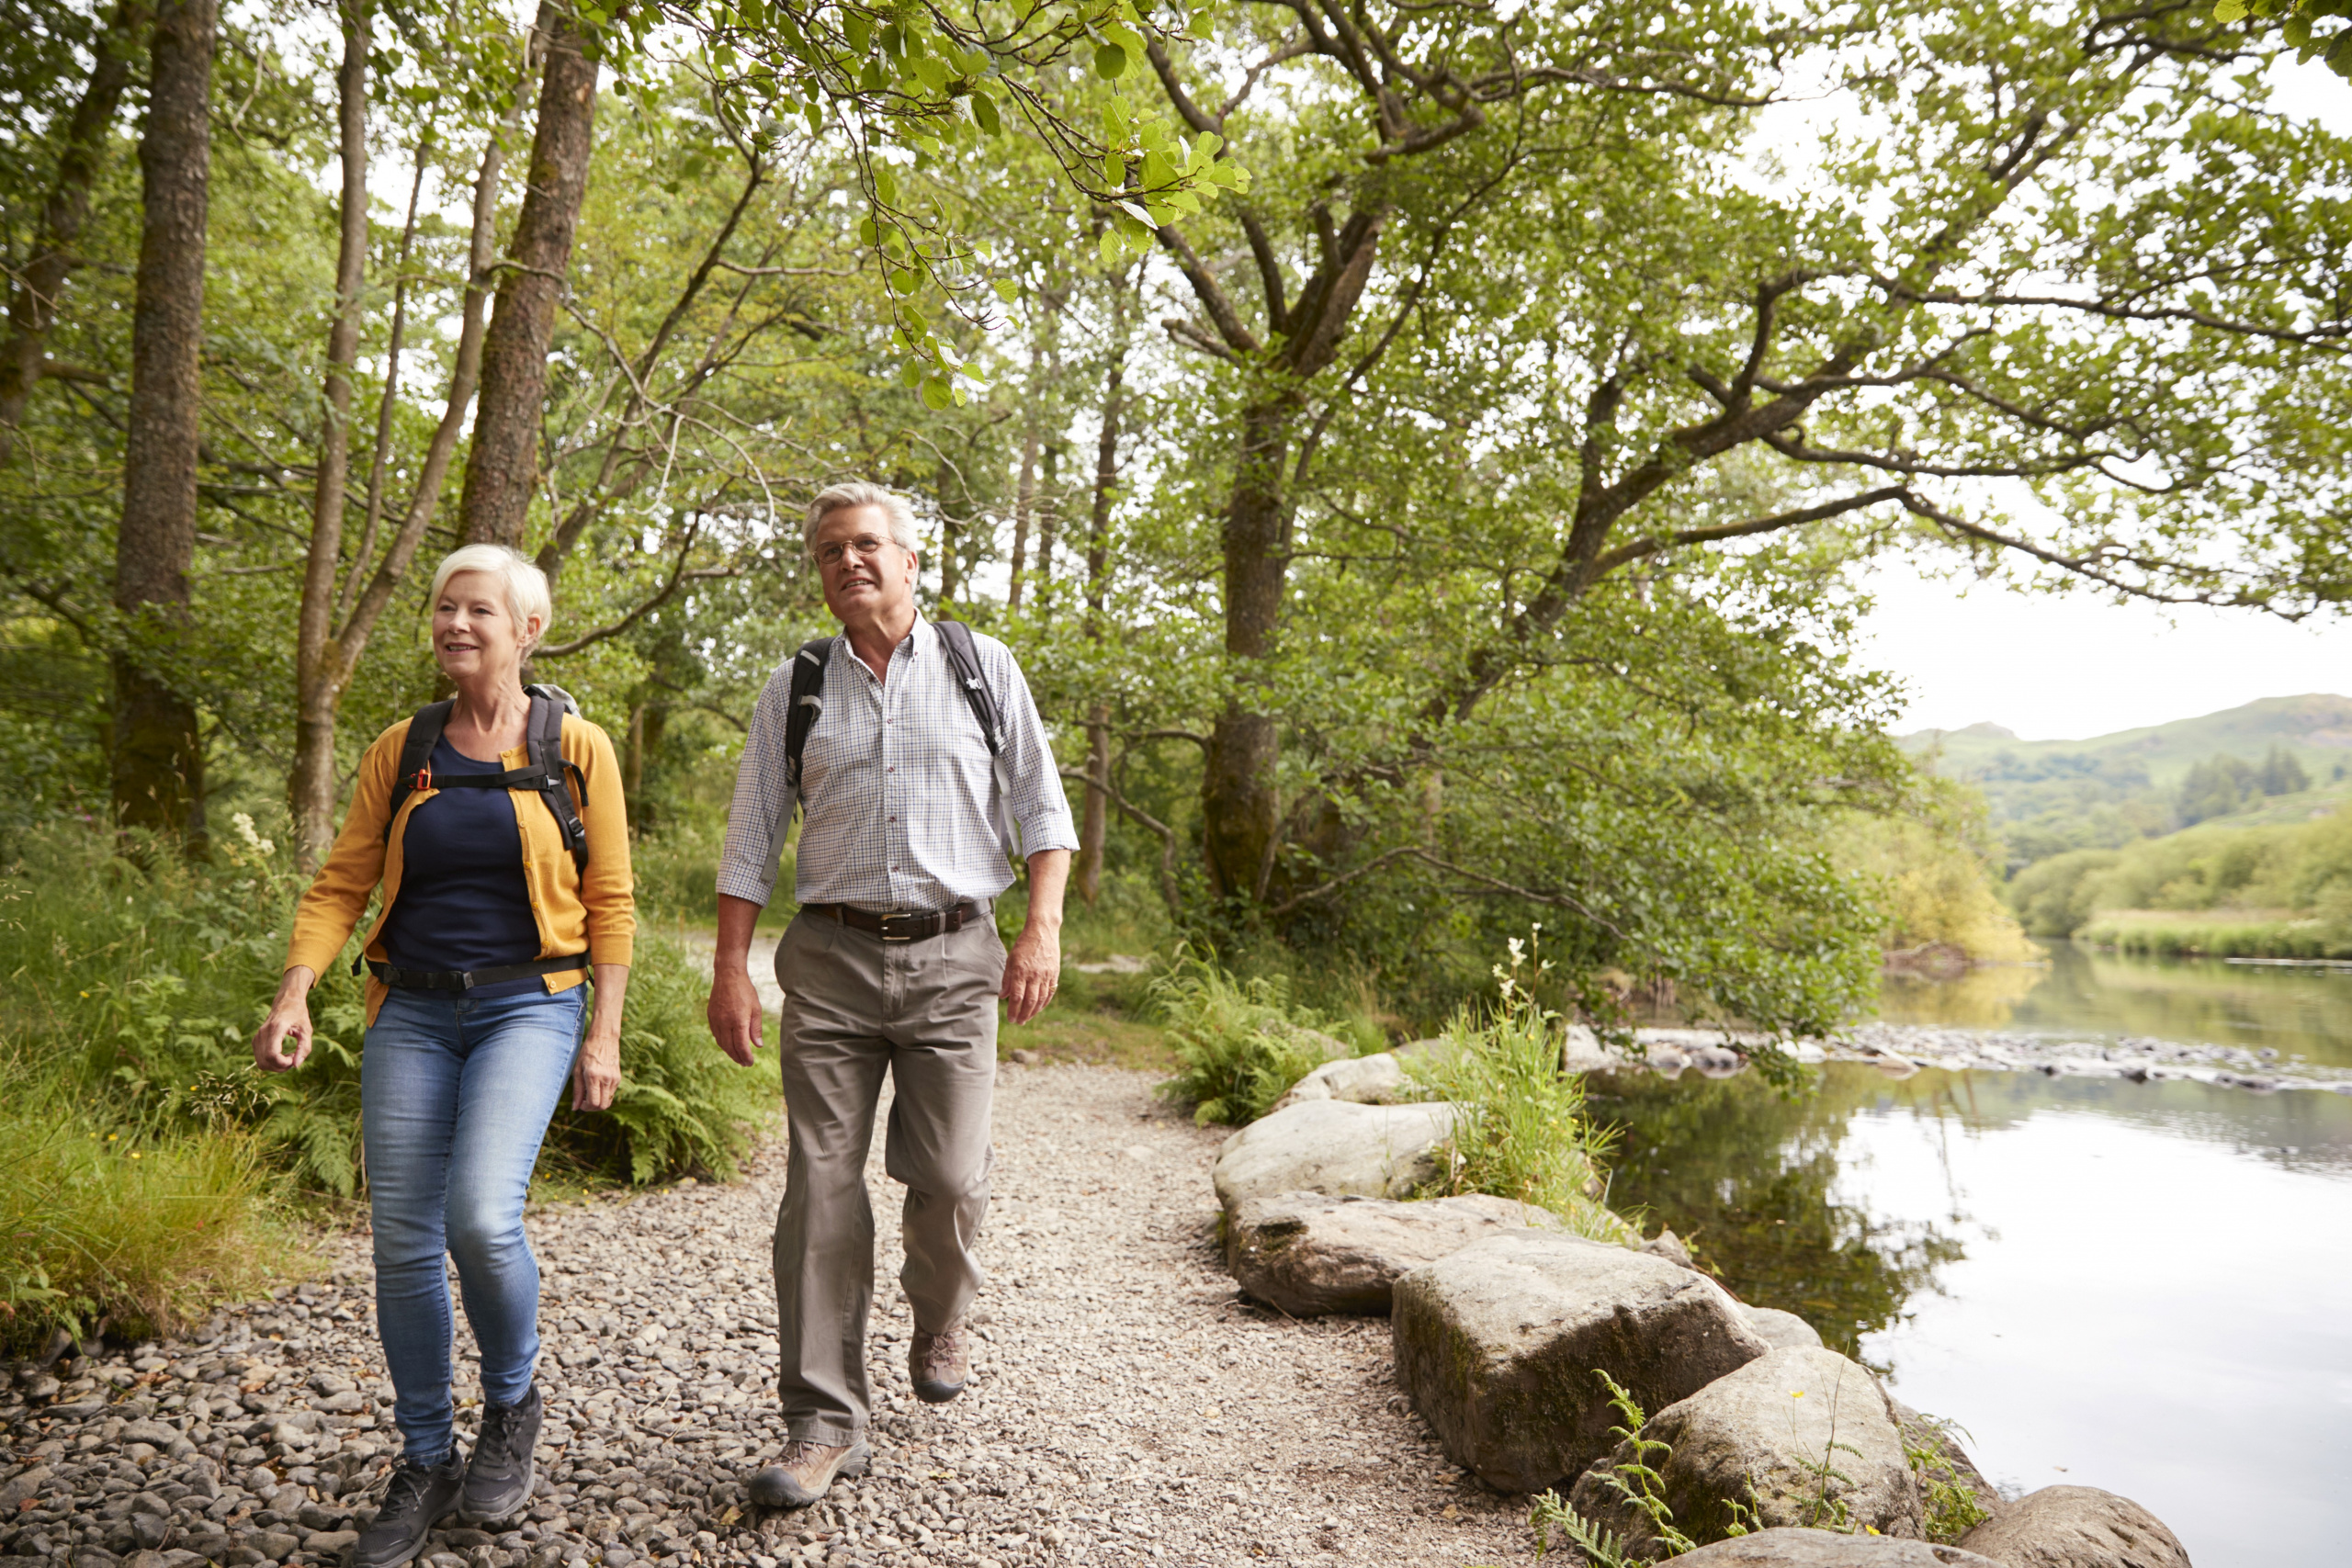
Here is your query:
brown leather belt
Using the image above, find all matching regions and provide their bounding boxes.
[804,900,985,943]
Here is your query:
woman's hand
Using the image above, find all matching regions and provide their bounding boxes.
[574,962,629,1111]
[253,967,319,1072]
[572,1025,620,1111]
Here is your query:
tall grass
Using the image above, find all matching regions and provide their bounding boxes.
[2076,908,2344,959]
[1,1056,288,1352]
[1407,938,1634,1241]
[1152,945,1368,1125]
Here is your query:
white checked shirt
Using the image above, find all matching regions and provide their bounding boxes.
[716,617,1080,912]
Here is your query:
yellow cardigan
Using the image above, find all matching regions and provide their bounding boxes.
[286,711,636,1025]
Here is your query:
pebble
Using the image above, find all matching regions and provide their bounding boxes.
[2,1064,1532,1567]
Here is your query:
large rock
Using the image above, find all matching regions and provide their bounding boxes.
[1669,1529,2009,1566]
[1570,1346,1922,1551]
[1269,1052,1412,1113]
[1743,1305,1826,1351]
[1225,1192,1561,1315]
[1391,1230,1770,1492]
[1957,1487,2191,1568]
[1212,1100,1460,1212]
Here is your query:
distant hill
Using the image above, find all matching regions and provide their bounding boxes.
[1902,695,2352,870]
[1903,694,2352,787]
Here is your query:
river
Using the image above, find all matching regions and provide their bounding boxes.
[1586,945,2352,1568]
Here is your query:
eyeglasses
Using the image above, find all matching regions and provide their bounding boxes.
[814,535,895,568]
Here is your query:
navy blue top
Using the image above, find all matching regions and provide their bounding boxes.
[381,737,543,998]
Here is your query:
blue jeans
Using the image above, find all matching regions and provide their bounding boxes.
[362,985,584,1462]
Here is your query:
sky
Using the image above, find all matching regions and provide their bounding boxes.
[1851,564,2352,741]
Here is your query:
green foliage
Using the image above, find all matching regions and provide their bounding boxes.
[2007,806,2352,953]
[1529,1372,1697,1564]
[1151,946,1355,1126]
[1902,1414,1996,1544]
[0,1055,287,1353]
[2216,0,2352,78]
[0,820,775,1194]
[2177,746,2312,826]
[1829,795,2037,962]
[1406,936,1633,1240]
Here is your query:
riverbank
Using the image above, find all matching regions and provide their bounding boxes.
[1610,1023,2352,1094]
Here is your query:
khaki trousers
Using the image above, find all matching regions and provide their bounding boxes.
[770,909,1001,1443]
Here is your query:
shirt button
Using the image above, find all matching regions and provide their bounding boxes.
[886,764,895,773]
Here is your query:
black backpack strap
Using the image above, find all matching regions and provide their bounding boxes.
[782,637,837,794]
[527,693,591,876]
[933,618,1004,757]
[382,700,456,846]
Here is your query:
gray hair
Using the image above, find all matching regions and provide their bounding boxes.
[427,543,553,653]
[802,481,919,557]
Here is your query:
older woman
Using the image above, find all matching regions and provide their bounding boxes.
[253,544,635,1568]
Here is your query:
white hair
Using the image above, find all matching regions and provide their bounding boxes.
[426,544,553,653]
[803,481,919,556]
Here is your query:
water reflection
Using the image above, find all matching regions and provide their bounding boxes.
[1588,1066,1970,1367]
[1592,1057,2352,1568]
[1880,943,2352,1068]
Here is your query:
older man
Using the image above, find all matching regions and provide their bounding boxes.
[707,481,1077,1507]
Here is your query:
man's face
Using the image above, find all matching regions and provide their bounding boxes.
[813,504,919,626]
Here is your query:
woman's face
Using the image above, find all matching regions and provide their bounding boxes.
[432,570,538,685]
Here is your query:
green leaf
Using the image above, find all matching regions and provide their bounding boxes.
[842,8,871,51]
[874,164,898,205]
[920,376,955,411]
[1098,228,1126,265]
[991,277,1020,304]
[1094,41,1128,79]
[856,215,879,245]
[858,57,887,91]
[970,90,1001,136]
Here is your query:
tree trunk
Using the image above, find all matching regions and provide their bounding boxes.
[0,0,143,466]
[286,71,526,857]
[1075,338,1125,906]
[458,0,603,548]
[1199,400,1292,902]
[1007,414,1037,609]
[1033,443,1061,624]
[289,0,370,872]
[110,0,213,848]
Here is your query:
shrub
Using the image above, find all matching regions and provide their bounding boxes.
[1152,945,1360,1125]
[1407,935,1634,1241]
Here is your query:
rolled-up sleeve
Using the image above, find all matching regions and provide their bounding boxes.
[988,643,1080,859]
[715,663,798,906]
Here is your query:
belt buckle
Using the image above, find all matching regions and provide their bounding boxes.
[878,915,915,943]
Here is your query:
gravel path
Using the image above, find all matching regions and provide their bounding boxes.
[2,963,1535,1568]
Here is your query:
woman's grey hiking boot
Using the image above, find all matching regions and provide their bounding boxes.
[461,1382,543,1523]
[747,1439,871,1508]
[355,1451,466,1568]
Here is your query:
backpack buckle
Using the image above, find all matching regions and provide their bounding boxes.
[409,762,432,793]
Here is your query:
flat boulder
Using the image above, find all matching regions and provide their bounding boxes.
[1957,1486,2191,1568]
[1743,1305,1825,1351]
[1212,1100,1460,1212]
[1570,1346,1922,1551]
[1669,1529,2008,1566]
[1391,1230,1769,1492]
[1269,1052,1412,1113]
[1225,1192,1561,1315]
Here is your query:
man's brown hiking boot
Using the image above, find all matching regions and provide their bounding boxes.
[747,1438,871,1509]
[910,1325,969,1404]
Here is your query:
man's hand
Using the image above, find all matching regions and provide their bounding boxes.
[253,967,318,1072]
[1001,848,1071,1027]
[708,892,766,1066]
[1001,921,1061,1025]
[708,964,763,1066]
